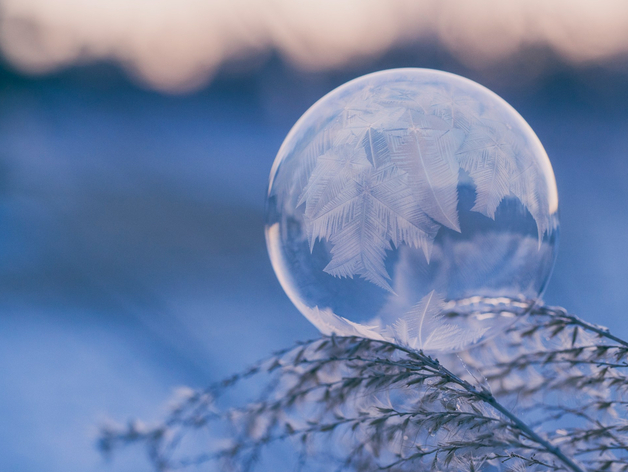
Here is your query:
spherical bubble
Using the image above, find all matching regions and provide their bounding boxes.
[265,68,558,352]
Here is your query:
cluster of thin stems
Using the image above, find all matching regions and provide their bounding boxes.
[99,305,628,471]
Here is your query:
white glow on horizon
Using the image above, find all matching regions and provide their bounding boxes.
[1,0,627,92]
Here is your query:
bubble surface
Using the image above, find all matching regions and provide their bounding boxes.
[265,68,558,352]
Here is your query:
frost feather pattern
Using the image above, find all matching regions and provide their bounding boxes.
[299,291,487,351]
[307,165,438,292]
[390,111,464,231]
[386,290,488,351]
[291,81,553,290]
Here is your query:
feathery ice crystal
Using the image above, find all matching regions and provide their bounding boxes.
[265,69,559,352]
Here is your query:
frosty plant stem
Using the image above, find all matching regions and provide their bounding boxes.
[99,304,628,471]
[535,305,628,349]
[380,340,586,472]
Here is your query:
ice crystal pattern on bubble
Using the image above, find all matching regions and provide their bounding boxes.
[293,83,552,292]
[386,290,488,351]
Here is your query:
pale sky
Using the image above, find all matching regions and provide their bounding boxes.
[1,0,627,92]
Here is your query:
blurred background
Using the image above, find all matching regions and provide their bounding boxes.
[0,1,627,470]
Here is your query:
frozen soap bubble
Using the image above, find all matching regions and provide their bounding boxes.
[265,68,558,352]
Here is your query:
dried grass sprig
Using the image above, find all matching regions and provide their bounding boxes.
[99,304,628,471]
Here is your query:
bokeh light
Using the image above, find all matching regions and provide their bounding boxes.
[2,0,628,92]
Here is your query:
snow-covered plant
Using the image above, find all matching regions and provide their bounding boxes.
[99,303,628,472]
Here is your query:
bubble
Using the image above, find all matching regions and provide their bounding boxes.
[265,68,558,352]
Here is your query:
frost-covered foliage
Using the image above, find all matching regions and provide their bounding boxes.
[280,80,553,291]
[99,304,628,472]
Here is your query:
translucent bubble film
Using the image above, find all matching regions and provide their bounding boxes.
[265,68,559,352]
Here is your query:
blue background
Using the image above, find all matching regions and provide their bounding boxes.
[0,49,627,470]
